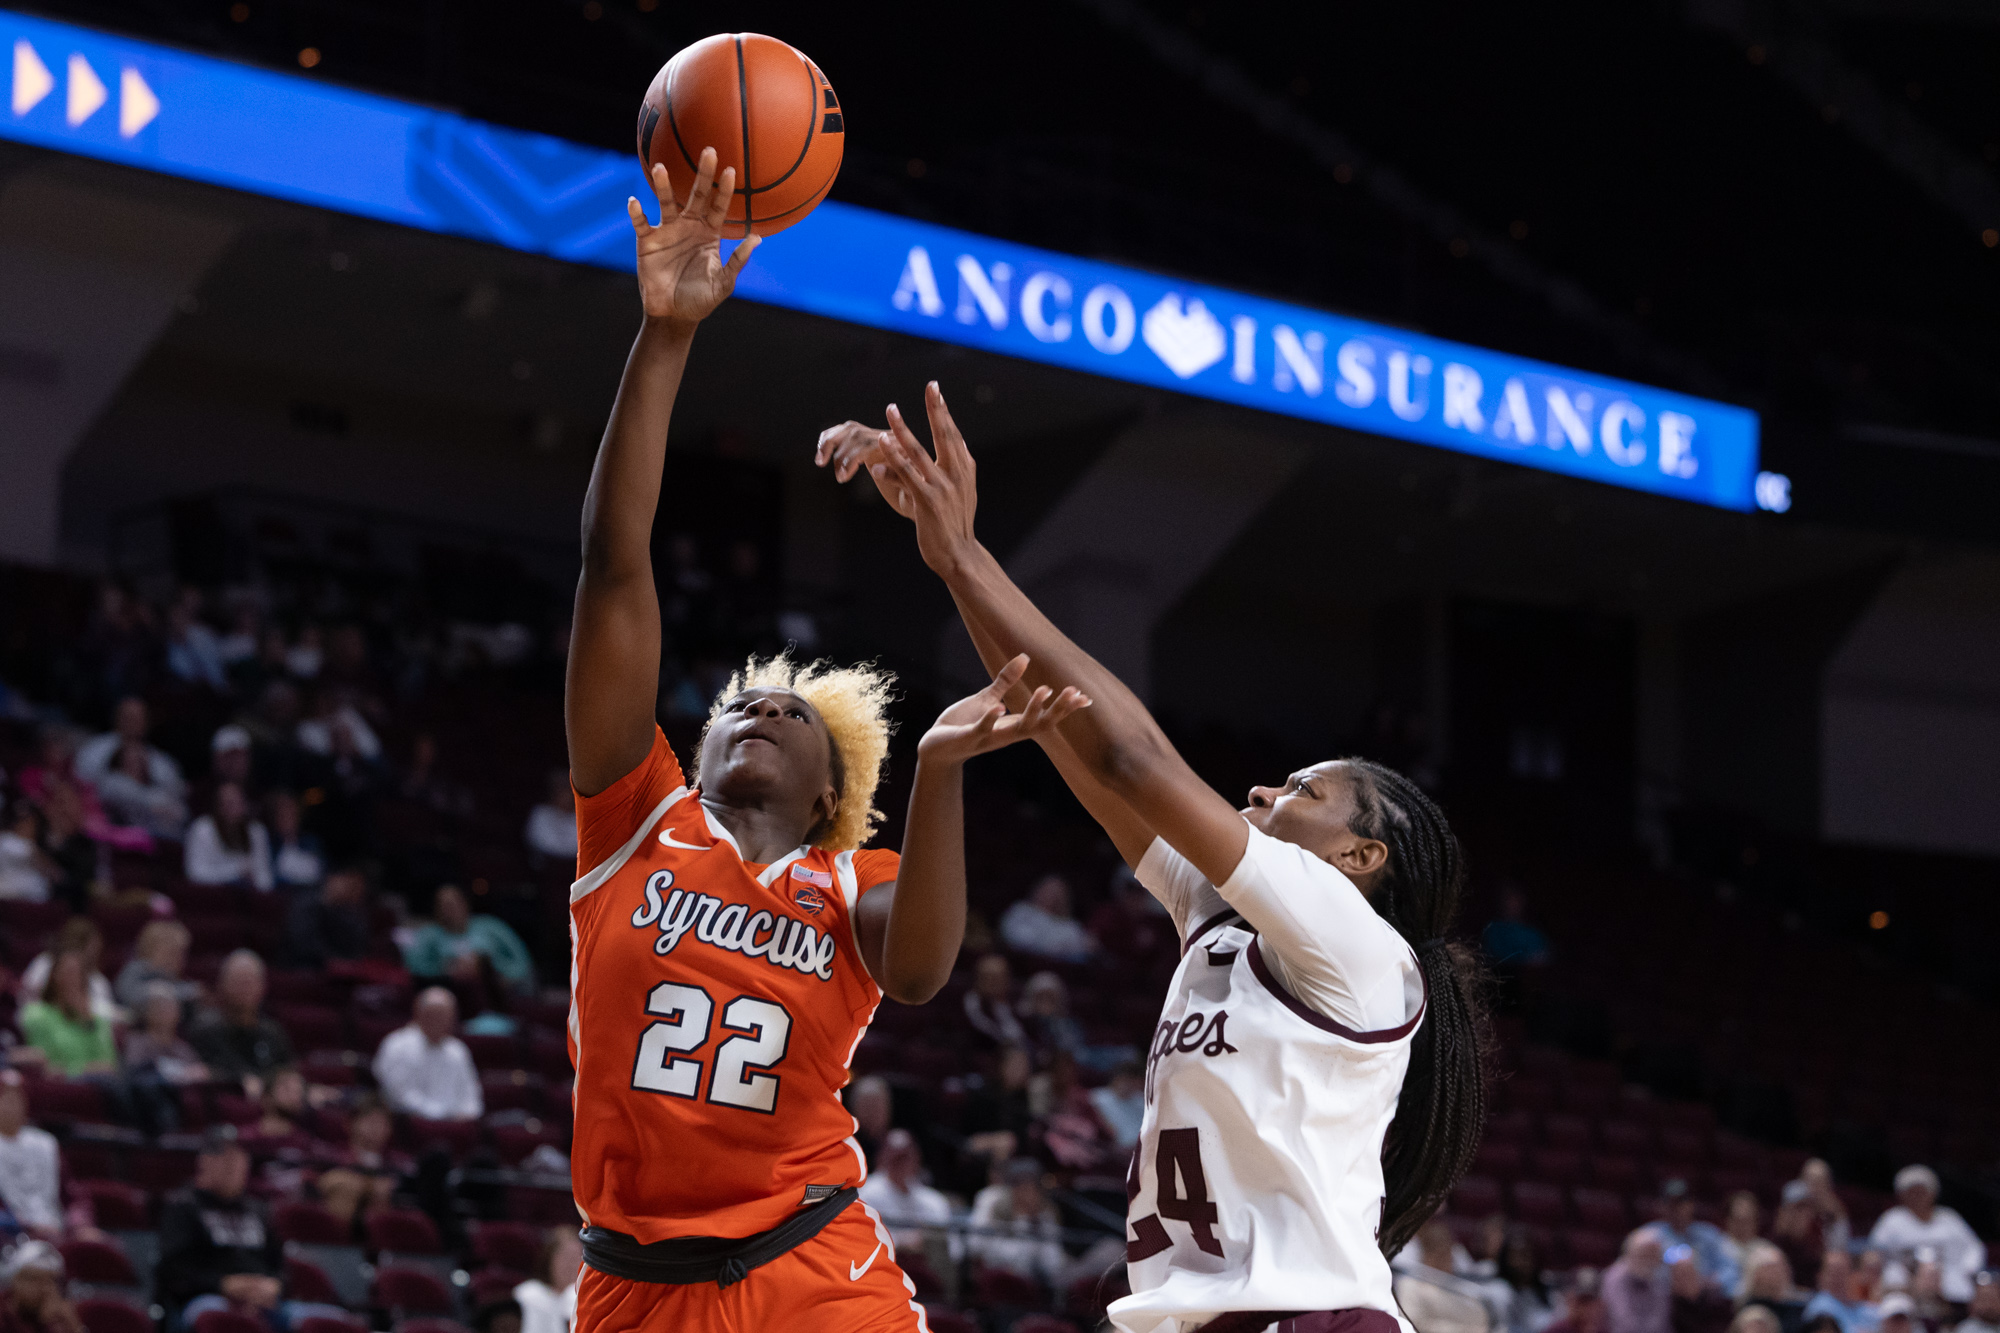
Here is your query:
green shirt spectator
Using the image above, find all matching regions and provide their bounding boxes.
[19,949,118,1074]
[402,883,535,989]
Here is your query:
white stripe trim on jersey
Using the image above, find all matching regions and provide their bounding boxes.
[755,847,810,887]
[855,1199,931,1332]
[833,851,867,961]
[1246,935,1429,1043]
[568,786,687,903]
[702,803,743,856]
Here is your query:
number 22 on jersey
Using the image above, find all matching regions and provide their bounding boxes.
[631,981,794,1113]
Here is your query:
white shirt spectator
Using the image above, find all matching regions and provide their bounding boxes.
[999,884,1097,962]
[184,816,274,891]
[16,952,119,1021]
[297,704,382,761]
[96,762,190,838]
[525,804,578,861]
[0,1118,62,1231]
[0,831,50,902]
[859,1171,958,1258]
[1089,1081,1146,1150]
[373,1023,483,1120]
[966,1182,1065,1287]
[514,1278,576,1333]
[75,731,184,796]
[1870,1202,1986,1303]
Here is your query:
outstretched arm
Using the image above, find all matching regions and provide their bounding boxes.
[855,655,1089,1003]
[831,387,1251,888]
[566,151,760,796]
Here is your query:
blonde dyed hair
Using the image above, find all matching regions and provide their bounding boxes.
[700,653,897,851]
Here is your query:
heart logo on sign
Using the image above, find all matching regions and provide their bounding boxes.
[1142,294,1227,379]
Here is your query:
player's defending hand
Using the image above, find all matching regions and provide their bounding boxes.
[627,148,761,324]
[814,382,980,575]
[919,653,1090,767]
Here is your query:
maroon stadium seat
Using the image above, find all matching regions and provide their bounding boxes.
[404,1118,482,1159]
[272,1004,347,1051]
[1483,1109,1536,1145]
[128,1146,196,1193]
[922,1312,979,1333]
[276,1201,351,1245]
[1472,1142,1523,1180]
[1572,1187,1630,1232]
[284,1256,344,1306]
[192,1310,268,1333]
[1566,1229,1623,1268]
[472,1222,545,1273]
[1510,1181,1569,1227]
[505,1188,578,1226]
[974,1266,1046,1307]
[367,1208,444,1255]
[1012,1319,1082,1333]
[468,1268,524,1308]
[897,1250,945,1302]
[1502,1077,1554,1114]
[372,1266,458,1315]
[1659,1128,1712,1165]
[267,970,338,1006]
[1559,1084,1615,1117]
[1527,1148,1586,1186]
[394,1321,473,1333]
[462,1033,521,1070]
[29,1081,107,1123]
[1590,1155,1643,1192]
[480,1070,544,1114]
[1599,1121,1653,1159]
[60,1239,139,1286]
[1543,1114,1593,1150]
[75,1298,153,1333]
[72,1180,148,1229]
[491,1121,566,1166]
[295,1319,365,1333]
[60,1141,119,1180]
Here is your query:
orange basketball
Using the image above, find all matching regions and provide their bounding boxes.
[636,33,844,238]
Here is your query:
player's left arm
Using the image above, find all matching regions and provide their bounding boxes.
[854,656,1089,1004]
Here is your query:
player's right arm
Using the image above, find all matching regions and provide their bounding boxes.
[567,149,761,796]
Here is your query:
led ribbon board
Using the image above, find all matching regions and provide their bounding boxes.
[3,9,1759,509]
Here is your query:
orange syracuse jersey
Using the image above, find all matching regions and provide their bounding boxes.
[567,727,897,1241]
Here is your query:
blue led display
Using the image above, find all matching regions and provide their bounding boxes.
[1,9,1759,508]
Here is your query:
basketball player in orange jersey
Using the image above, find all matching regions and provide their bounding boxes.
[563,149,1088,1333]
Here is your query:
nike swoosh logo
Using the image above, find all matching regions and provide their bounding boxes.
[658,828,706,850]
[849,1242,882,1281]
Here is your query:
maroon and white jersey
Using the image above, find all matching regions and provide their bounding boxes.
[1111,824,1425,1333]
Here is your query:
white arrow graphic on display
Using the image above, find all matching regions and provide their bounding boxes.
[12,40,53,115]
[119,67,158,137]
[67,52,105,126]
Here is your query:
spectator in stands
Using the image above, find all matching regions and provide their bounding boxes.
[471,1299,523,1333]
[513,1228,582,1333]
[114,920,199,1017]
[75,697,184,800]
[314,1095,407,1230]
[296,688,381,763]
[17,920,117,1023]
[524,770,577,863]
[0,1239,80,1333]
[1397,1218,1495,1333]
[1088,1059,1145,1151]
[1802,1251,1879,1333]
[0,803,54,903]
[1544,1269,1606,1333]
[1723,1192,1788,1301]
[963,954,1026,1051]
[14,773,102,911]
[124,981,210,1130]
[158,1126,340,1332]
[372,988,482,1121]
[242,1068,317,1155]
[1742,1255,1806,1333]
[846,1075,892,1166]
[1956,1273,2000,1333]
[94,732,189,839]
[1672,1249,1736,1333]
[187,950,295,1093]
[999,873,1098,962]
[401,884,535,994]
[1653,1178,1741,1294]
[1032,1050,1118,1172]
[17,951,117,1077]
[1482,885,1552,967]
[1499,1228,1559,1333]
[184,783,274,891]
[0,1072,62,1240]
[1605,1230,1672,1333]
[967,1158,1065,1292]
[1017,970,1084,1067]
[399,734,473,820]
[1855,1251,1889,1306]
[208,726,255,797]
[164,590,230,693]
[1086,864,1172,962]
[284,865,370,968]
[1731,1310,1782,1333]
[216,604,261,676]
[1870,1166,1986,1305]
[1798,1161,1852,1253]
[858,1128,956,1260]
[1775,1185,1830,1291]
[267,792,323,891]
[238,684,309,794]
[962,1044,1035,1168]
[1873,1296,1917,1333]
[287,625,325,682]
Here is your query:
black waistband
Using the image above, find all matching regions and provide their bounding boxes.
[580,1187,859,1289]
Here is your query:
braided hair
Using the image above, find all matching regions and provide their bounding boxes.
[1340,758,1492,1258]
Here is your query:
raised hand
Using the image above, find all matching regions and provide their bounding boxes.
[627,148,762,323]
[831,382,982,574]
[918,653,1090,766]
